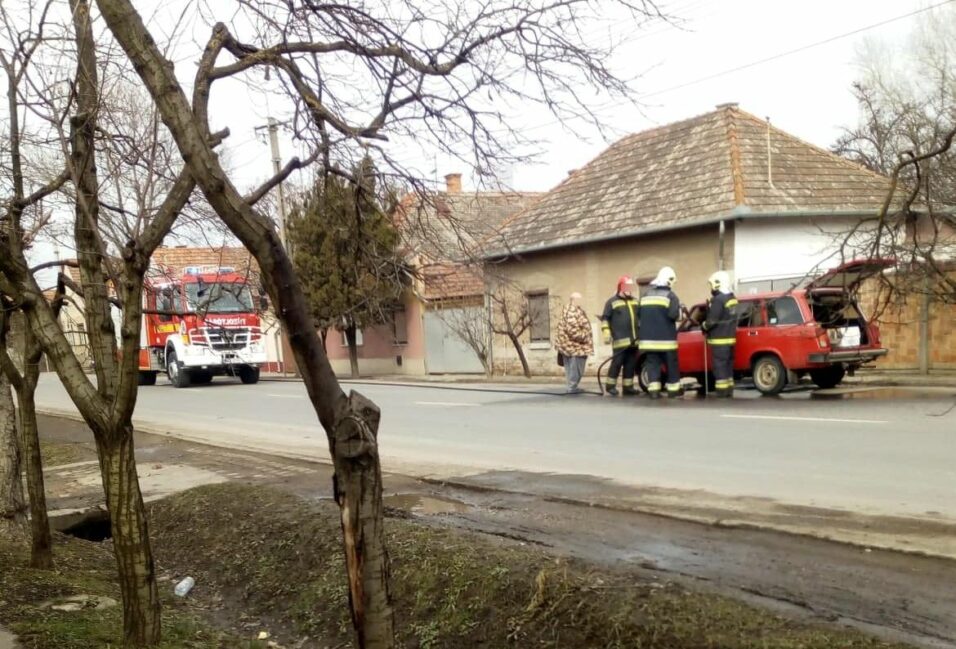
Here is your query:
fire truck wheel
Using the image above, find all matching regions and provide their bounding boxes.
[138,371,158,386]
[238,365,260,385]
[166,350,191,388]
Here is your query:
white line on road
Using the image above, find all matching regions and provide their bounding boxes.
[267,393,305,399]
[721,414,888,425]
[414,401,481,407]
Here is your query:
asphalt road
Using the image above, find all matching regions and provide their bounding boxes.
[34,374,956,526]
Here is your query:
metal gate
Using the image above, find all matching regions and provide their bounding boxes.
[423,307,486,374]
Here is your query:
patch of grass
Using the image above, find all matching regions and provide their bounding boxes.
[0,535,266,649]
[148,483,913,649]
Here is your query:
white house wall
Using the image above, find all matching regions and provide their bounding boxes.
[734,216,872,291]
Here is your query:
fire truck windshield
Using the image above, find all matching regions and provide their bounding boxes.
[185,282,254,313]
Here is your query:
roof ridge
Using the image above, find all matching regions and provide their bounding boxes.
[731,107,891,183]
[723,109,746,206]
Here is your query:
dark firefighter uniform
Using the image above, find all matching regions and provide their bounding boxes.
[639,285,682,397]
[600,294,640,395]
[703,291,739,397]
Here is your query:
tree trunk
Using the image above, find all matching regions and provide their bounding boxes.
[345,325,360,379]
[333,392,393,647]
[96,425,161,647]
[17,382,53,568]
[508,334,532,378]
[0,373,26,539]
[89,3,397,645]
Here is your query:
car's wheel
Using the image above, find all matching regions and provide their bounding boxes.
[638,356,650,392]
[810,364,846,389]
[191,371,213,385]
[166,350,191,388]
[752,354,787,396]
[238,365,260,385]
[138,371,157,386]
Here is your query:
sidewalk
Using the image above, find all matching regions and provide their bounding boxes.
[263,369,956,389]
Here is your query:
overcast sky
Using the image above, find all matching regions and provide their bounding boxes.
[15,0,949,280]
[209,0,938,194]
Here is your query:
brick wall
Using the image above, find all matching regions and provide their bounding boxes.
[861,274,956,371]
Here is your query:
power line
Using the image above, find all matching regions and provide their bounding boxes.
[640,0,956,99]
[519,0,955,135]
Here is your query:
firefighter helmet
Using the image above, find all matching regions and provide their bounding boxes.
[653,266,676,288]
[617,275,635,295]
[708,270,731,293]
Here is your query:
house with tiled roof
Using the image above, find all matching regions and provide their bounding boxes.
[324,173,542,375]
[486,103,913,374]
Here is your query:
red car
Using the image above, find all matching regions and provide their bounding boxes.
[639,259,892,396]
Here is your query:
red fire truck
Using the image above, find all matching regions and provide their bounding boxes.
[137,265,266,387]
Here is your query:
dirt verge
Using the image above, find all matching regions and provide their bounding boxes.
[146,483,913,649]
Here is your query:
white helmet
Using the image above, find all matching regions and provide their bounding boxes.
[708,270,731,293]
[652,266,676,288]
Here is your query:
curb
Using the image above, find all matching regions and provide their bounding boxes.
[36,408,956,563]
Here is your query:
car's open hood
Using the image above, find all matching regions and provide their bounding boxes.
[806,258,896,292]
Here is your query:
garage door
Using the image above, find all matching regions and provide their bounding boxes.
[423,308,486,374]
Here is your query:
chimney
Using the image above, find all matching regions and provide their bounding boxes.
[444,173,462,194]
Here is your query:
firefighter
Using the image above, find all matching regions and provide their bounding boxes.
[702,270,738,398]
[639,266,682,399]
[600,276,640,396]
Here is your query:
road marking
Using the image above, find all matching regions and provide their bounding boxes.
[414,401,481,407]
[267,393,305,399]
[721,414,887,424]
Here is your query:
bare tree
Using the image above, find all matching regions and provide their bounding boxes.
[834,4,956,307]
[490,284,536,378]
[0,0,218,642]
[84,1,665,646]
[0,368,26,540]
[0,299,54,567]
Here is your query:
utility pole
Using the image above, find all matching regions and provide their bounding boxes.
[255,117,292,375]
[255,117,288,248]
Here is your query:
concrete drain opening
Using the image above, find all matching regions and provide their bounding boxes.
[53,508,112,542]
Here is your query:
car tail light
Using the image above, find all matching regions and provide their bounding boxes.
[815,327,830,349]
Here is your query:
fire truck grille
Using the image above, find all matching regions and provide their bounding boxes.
[192,326,261,351]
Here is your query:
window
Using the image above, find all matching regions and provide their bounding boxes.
[736,300,764,327]
[527,291,551,342]
[185,282,253,313]
[392,306,408,345]
[766,296,804,325]
[340,328,364,347]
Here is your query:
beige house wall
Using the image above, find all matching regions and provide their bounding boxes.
[492,223,733,376]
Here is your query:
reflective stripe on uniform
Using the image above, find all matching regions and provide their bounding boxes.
[622,378,634,387]
[639,340,677,351]
[666,382,682,392]
[726,298,738,308]
[647,381,662,392]
[612,338,634,349]
[640,296,670,307]
[706,337,736,346]
[611,300,626,309]
[715,379,734,389]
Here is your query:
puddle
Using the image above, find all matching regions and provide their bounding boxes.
[383,493,470,515]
